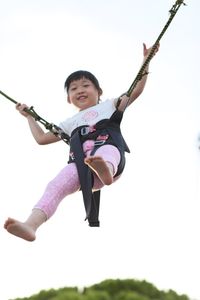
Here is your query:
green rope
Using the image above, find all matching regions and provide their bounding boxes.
[0,90,70,144]
[125,0,186,105]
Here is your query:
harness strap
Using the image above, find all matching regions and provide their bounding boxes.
[70,130,100,226]
[69,110,130,226]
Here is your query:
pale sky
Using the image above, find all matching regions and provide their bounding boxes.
[0,1,200,300]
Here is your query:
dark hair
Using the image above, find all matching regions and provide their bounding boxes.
[64,70,102,93]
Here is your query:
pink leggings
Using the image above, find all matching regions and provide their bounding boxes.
[34,141,121,219]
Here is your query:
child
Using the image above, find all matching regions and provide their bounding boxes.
[4,43,159,241]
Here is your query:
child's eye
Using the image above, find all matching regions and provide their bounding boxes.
[70,87,77,91]
[83,84,90,88]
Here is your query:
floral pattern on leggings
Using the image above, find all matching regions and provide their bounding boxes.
[34,141,121,219]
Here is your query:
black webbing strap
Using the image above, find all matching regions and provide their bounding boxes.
[70,130,100,227]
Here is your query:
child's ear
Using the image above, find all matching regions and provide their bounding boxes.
[98,88,103,97]
[67,95,71,103]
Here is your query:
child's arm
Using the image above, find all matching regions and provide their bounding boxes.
[117,43,159,111]
[16,103,61,145]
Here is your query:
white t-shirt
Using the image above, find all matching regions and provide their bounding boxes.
[59,99,117,136]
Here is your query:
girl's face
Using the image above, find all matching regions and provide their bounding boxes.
[67,77,102,111]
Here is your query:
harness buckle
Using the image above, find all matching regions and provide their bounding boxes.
[80,126,96,136]
[94,134,109,146]
[94,140,106,146]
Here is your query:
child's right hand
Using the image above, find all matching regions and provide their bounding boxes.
[16,103,30,117]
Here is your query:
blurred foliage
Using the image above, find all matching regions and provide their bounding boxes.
[11,279,190,300]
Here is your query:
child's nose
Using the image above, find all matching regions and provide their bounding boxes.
[77,87,84,94]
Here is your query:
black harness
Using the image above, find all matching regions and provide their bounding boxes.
[69,109,130,226]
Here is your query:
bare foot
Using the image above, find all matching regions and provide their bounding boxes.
[84,156,113,185]
[4,217,36,242]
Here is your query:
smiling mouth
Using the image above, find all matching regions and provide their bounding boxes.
[78,96,87,101]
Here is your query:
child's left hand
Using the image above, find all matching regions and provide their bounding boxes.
[143,43,160,58]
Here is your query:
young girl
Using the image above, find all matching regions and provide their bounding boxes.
[4,43,159,241]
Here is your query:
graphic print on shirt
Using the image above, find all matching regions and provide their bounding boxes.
[59,99,116,136]
[82,110,99,123]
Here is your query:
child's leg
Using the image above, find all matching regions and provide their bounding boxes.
[34,163,80,218]
[4,163,80,241]
[85,145,121,186]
